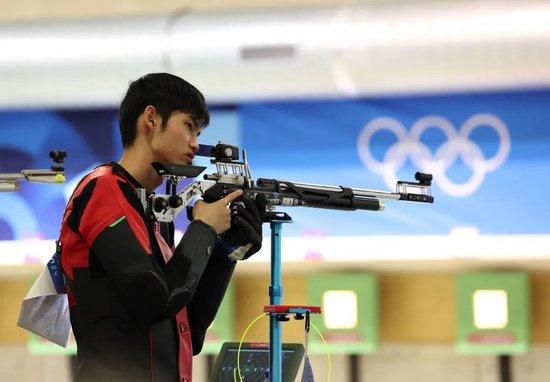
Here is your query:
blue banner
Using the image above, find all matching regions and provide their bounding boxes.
[240,89,550,236]
[0,109,117,240]
[1,89,549,243]
[0,108,238,242]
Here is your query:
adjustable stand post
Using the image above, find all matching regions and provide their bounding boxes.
[264,212,321,382]
[267,212,292,382]
[269,219,283,382]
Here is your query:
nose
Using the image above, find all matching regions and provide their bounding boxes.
[189,136,199,154]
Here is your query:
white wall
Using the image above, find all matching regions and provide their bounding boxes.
[359,344,498,382]
[0,344,71,382]
[3,343,550,381]
[513,346,550,382]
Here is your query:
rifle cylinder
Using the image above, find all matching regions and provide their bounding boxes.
[261,193,304,207]
[253,191,381,211]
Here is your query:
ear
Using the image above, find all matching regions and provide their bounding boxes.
[143,105,158,130]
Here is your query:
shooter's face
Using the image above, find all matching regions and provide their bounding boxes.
[151,111,202,166]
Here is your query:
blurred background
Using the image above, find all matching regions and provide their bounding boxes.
[1,0,550,381]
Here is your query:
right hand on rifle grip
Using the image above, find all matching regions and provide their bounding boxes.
[192,189,243,234]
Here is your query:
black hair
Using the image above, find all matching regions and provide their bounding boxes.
[118,73,210,147]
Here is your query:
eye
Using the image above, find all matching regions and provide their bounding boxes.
[185,122,193,130]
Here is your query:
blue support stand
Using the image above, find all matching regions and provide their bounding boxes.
[263,212,320,382]
[269,220,283,382]
[266,211,292,382]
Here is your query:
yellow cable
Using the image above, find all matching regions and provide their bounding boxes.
[310,321,332,382]
[232,313,332,382]
[234,312,268,382]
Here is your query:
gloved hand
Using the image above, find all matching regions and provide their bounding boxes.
[220,194,267,261]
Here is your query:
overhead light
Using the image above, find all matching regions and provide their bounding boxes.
[322,290,358,330]
[473,289,509,329]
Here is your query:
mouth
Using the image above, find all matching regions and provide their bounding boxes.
[185,154,194,164]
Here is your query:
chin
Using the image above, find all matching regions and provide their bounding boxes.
[168,158,188,165]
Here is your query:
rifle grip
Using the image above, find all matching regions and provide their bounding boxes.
[203,182,240,203]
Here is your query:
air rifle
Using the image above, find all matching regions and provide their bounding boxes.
[0,150,67,192]
[140,143,433,223]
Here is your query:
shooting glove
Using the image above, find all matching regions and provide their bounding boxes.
[220,194,267,261]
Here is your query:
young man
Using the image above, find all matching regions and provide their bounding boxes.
[59,73,265,382]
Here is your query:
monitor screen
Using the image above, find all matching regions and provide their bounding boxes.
[209,343,304,382]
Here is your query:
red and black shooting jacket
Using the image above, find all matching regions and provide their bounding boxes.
[60,162,235,382]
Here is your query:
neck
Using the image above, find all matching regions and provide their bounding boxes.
[118,145,162,192]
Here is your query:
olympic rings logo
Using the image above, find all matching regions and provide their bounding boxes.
[357,113,511,197]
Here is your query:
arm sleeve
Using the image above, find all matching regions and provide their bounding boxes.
[91,218,216,328]
[186,243,236,355]
[78,175,216,328]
